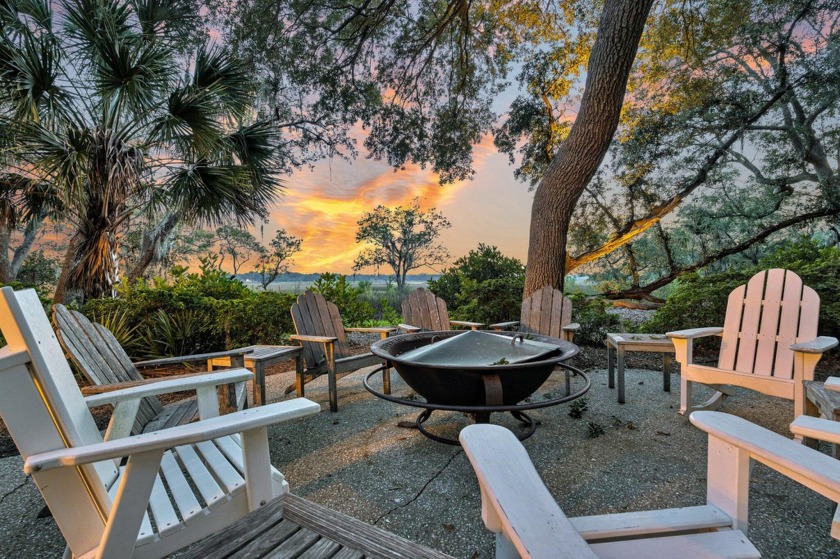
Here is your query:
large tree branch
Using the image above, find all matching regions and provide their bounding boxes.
[566,83,796,272]
[602,207,839,301]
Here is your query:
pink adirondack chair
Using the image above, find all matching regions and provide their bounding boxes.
[668,269,838,417]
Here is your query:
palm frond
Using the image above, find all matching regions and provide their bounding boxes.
[0,31,63,122]
[93,37,173,110]
[193,43,252,119]
[0,0,52,31]
[62,0,132,50]
[152,86,224,155]
[131,0,196,42]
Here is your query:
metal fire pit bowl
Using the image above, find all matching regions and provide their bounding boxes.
[365,330,589,445]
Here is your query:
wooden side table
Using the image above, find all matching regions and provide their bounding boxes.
[804,380,840,458]
[207,345,304,406]
[605,333,676,404]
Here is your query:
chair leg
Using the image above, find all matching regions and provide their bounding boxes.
[383,365,391,395]
[327,368,338,412]
[680,377,728,416]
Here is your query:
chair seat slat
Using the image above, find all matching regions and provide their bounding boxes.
[160,450,203,523]
[195,440,246,494]
[175,444,226,508]
[149,470,182,537]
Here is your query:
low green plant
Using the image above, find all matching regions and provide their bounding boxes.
[587,421,605,438]
[568,294,623,345]
[310,273,374,326]
[141,310,207,359]
[83,266,296,358]
[90,308,143,356]
[568,398,588,419]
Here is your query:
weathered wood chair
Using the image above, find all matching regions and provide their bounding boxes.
[667,269,838,417]
[490,285,579,342]
[399,287,484,332]
[0,287,321,558]
[53,304,248,435]
[461,412,840,559]
[490,286,580,395]
[289,290,395,412]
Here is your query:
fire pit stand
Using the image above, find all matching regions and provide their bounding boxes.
[364,362,590,445]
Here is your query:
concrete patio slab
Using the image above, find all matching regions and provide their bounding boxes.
[1,364,839,558]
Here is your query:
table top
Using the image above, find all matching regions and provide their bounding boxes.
[239,345,302,360]
[605,333,675,349]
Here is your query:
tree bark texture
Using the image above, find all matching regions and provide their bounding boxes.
[128,212,180,280]
[523,0,654,297]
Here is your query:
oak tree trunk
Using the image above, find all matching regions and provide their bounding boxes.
[523,0,654,297]
[128,212,180,280]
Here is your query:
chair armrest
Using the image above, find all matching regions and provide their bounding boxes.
[84,369,253,408]
[289,334,338,344]
[450,320,485,330]
[562,323,581,332]
[790,415,840,445]
[690,411,840,503]
[790,336,839,354]
[489,321,519,331]
[666,327,723,339]
[460,424,599,559]
[134,348,249,369]
[398,323,421,333]
[25,399,320,473]
[80,372,210,396]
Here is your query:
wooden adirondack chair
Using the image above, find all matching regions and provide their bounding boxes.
[53,304,248,436]
[490,285,580,342]
[399,287,484,332]
[0,287,321,558]
[461,412,840,559]
[667,269,838,417]
[289,290,395,412]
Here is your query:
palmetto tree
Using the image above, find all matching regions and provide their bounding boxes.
[0,0,283,302]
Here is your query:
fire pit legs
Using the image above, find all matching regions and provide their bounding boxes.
[364,361,590,446]
[409,409,538,446]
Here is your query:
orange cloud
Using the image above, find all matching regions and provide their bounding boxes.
[255,132,523,274]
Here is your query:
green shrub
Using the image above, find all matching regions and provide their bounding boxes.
[644,239,840,338]
[448,276,526,324]
[83,267,296,358]
[310,273,374,326]
[568,294,623,345]
[428,244,525,323]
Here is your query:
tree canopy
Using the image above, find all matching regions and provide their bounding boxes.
[0,0,283,301]
[353,198,450,287]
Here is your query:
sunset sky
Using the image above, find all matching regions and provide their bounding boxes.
[259,133,536,275]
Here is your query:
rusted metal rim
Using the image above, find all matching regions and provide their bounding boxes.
[364,363,590,413]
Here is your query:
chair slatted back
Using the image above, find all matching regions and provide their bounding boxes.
[0,288,115,553]
[718,269,819,378]
[53,304,164,434]
[401,288,450,331]
[520,286,573,338]
[291,291,353,369]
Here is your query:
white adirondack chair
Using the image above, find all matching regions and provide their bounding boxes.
[667,269,838,417]
[0,287,320,558]
[460,412,840,559]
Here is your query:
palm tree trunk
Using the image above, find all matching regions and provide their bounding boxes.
[54,233,84,304]
[523,0,654,297]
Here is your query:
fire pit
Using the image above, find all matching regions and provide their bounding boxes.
[365,330,589,444]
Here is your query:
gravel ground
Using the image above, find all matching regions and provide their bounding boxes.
[1,344,839,558]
